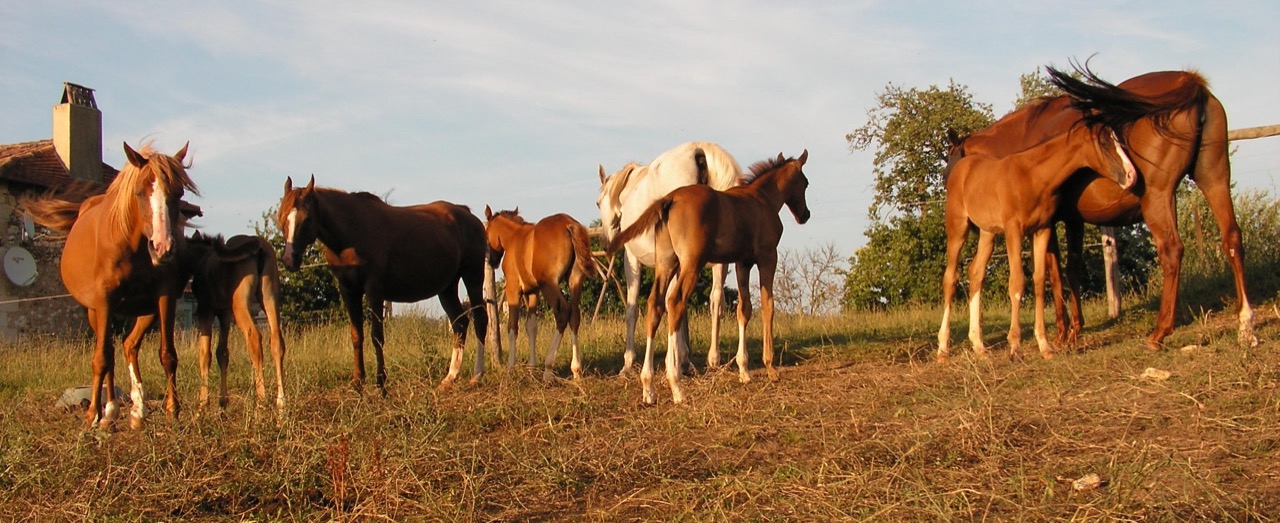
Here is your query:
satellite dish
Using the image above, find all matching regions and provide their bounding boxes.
[3,246,38,286]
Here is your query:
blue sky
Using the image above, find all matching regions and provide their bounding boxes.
[3,1,1278,259]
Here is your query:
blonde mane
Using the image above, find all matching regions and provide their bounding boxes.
[105,143,199,238]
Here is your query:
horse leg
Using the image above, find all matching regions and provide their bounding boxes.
[338,283,368,393]
[1032,229,1055,359]
[232,291,265,405]
[157,293,181,420]
[461,263,489,384]
[367,292,388,396]
[641,260,673,405]
[541,283,570,382]
[85,308,117,430]
[938,212,970,362]
[524,294,540,367]
[122,314,153,429]
[1004,229,1027,360]
[1062,220,1086,345]
[706,263,726,369]
[758,254,780,382]
[438,283,468,391]
[567,270,585,380]
[1195,95,1256,347]
[620,251,642,376]
[505,298,520,369]
[259,271,287,410]
[733,262,753,383]
[966,231,996,358]
[196,309,215,410]
[216,310,233,409]
[1141,190,1183,350]
[1045,227,1069,345]
[665,268,695,404]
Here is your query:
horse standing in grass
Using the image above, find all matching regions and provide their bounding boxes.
[946,64,1255,350]
[597,142,743,374]
[186,232,286,411]
[23,142,197,429]
[609,150,811,404]
[483,207,598,381]
[277,175,488,393]
[938,124,1135,362]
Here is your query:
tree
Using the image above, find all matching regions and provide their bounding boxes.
[774,243,846,315]
[252,208,344,325]
[842,81,994,310]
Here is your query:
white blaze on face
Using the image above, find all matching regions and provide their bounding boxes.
[149,178,172,258]
[285,209,298,243]
[1110,130,1137,189]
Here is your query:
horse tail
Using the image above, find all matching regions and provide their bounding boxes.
[694,147,709,186]
[1047,62,1208,138]
[567,222,599,278]
[698,143,746,190]
[606,196,671,255]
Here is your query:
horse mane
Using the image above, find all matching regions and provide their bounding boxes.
[106,142,199,238]
[604,163,642,205]
[743,156,791,185]
[1047,61,1208,140]
[491,209,528,224]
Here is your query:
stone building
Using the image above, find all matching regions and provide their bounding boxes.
[0,83,122,341]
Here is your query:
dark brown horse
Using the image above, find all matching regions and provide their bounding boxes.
[609,150,811,404]
[948,65,1254,350]
[483,207,598,381]
[939,123,1134,361]
[186,232,286,411]
[23,142,197,429]
[277,176,488,393]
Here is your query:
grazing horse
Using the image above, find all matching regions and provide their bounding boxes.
[597,142,743,374]
[483,207,598,381]
[23,142,197,429]
[277,176,488,393]
[609,150,811,404]
[938,124,1135,361]
[947,65,1255,350]
[186,232,286,411]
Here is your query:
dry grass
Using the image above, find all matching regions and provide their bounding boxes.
[0,299,1277,521]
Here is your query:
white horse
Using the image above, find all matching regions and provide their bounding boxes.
[597,141,743,375]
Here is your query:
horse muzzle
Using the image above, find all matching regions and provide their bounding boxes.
[282,243,302,272]
[794,208,811,224]
[149,238,175,265]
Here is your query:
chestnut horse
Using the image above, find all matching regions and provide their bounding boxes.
[277,176,488,393]
[947,65,1255,350]
[609,150,811,404]
[483,207,598,381]
[23,142,197,429]
[186,232,286,411]
[597,142,744,374]
[938,124,1134,361]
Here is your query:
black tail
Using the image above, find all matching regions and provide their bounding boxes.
[694,147,709,185]
[1047,61,1208,137]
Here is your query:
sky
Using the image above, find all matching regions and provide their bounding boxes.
[3,1,1279,261]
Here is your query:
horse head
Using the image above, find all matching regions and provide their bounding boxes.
[1097,128,1137,189]
[278,175,319,271]
[483,204,510,267]
[596,163,638,243]
[782,150,812,224]
[119,141,196,265]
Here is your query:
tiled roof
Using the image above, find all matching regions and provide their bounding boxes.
[0,140,118,190]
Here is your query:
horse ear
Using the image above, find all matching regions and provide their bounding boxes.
[797,149,808,166]
[123,142,147,168]
[284,176,293,193]
[484,205,493,220]
[514,206,519,215]
[306,174,315,191]
[599,165,607,185]
[173,141,189,163]
[776,152,786,163]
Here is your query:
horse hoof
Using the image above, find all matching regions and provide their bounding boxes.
[542,370,555,383]
[437,380,455,393]
[739,373,752,384]
[468,376,482,387]
[128,415,144,431]
[767,370,780,382]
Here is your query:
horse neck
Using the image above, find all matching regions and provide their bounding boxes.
[310,189,367,250]
[738,170,790,212]
[1011,127,1113,190]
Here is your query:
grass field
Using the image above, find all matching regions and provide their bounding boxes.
[0,295,1277,521]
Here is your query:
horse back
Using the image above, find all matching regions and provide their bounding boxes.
[353,200,485,301]
[666,185,780,264]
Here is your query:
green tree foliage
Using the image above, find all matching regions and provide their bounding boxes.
[846,81,994,221]
[841,81,994,310]
[252,208,344,325]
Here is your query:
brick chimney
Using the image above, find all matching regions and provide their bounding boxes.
[52,82,103,183]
